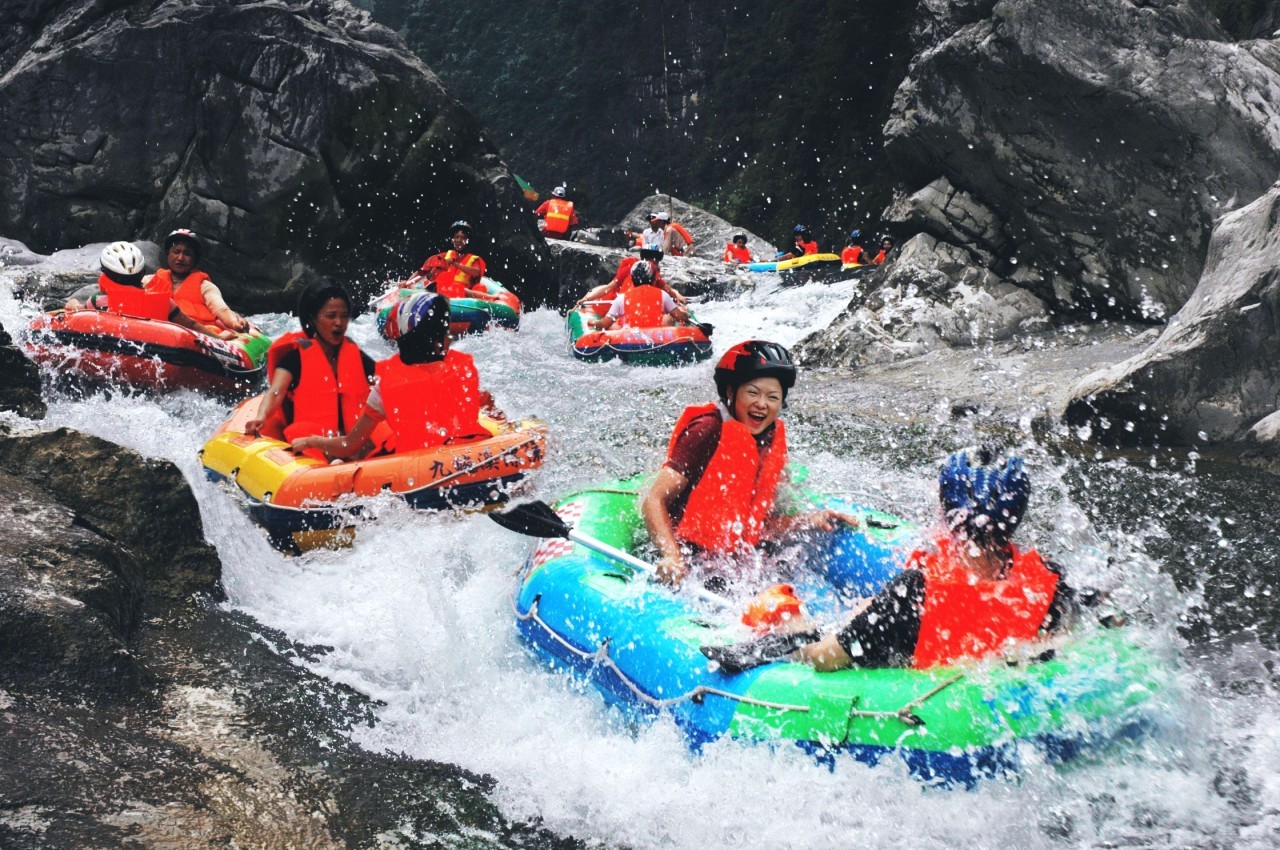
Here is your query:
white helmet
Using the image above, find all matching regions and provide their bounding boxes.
[552,186,567,198]
[99,241,145,277]
[656,211,671,222]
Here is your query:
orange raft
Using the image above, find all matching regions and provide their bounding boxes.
[25,309,268,397]
[200,397,549,553]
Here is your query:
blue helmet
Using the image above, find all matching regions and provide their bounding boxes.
[849,229,861,241]
[938,447,1030,544]
[389,291,451,364]
[793,224,809,235]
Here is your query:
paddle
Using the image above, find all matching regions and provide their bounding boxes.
[489,499,730,608]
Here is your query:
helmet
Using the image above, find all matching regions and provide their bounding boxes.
[713,340,797,404]
[630,259,654,286]
[656,211,671,222]
[938,446,1030,545]
[294,278,352,338]
[99,241,145,284]
[881,234,896,247]
[733,233,748,244]
[450,220,471,237]
[793,224,809,235]
[849,229,861,241]
[552,186,567,198]
[648,211,660,220]
[390,291,450,364]
[164,228,202,262]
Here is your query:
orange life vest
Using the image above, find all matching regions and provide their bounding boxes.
[99,274,171,321]
[841,245,865,266]
[621,286,666,328]
[911,539,1059,669]
[667,403,788,553]
[284,336,370,443]
[724,243,752,263]
[154,269,219,325]
[797,239,819,256]
[542,198,575,235]
[425,251,484,299]
[667,222,694,255]
[373,349,483,453]
[873,249,888,265]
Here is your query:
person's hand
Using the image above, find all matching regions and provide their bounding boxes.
[673,292,688,306]
[243,417,264,437]
[290,436,311,453]
[656,553,688,588]
[216,329,238,340]
[804,509,859,533]
[226,313,249,332]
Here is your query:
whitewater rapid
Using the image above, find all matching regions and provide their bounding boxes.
[4,273,1278,850]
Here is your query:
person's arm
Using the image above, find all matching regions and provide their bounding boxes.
[292,413,377,460]
[169,303,236,339]
[243,367,294,436]
[593,314,617,331]
[201,280,248,331]
[660,280,687,305]
[763,507,860,542]
[798,569,926,671]
[64,283,102,311]
[576,281,615,307]
[644,466,692,587]
[479,389,506,421]
[450,256,483,281]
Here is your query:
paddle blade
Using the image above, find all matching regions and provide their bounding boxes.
[694,322,714,337]
[488,499,572,539]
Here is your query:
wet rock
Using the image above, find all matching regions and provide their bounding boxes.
[884,0,1280,319]
[1065,181,1280,446]
[0,319,45,419]
[619,194,778,261]
[0,0,554,311]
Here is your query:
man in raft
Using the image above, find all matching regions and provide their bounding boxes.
[291,292,504,460]
[644,340,856,590]
[574,255,686,310]
[535,186,578,239]
[840,229,866,267]
[148,229,250,332]
[589,260,691,331]
[777,224,819,261]
[408,221,490,300]
[703,447,1081,673]
[64,241,236,340]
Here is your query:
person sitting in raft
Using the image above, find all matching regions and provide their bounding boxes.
[777,225,820,261]
[407,221,489,299]
[64,241,236,340]
[722,233,753,265]
[663,217,695,257]
[590,260,690,331]
[634,211,667,262]
[574,255,686,309]
[535,186,578,239]
[148,229,249,332]
[702,447,1080,674]
[840,229,866,267]
[243,279,380,456]
[292,292,504,460]
[872,235,896,265]
[643,340,857,589]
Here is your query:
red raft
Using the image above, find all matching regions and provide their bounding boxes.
[25,309,269,397]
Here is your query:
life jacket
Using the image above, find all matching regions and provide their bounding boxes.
[666,222,694,255]
[873,249,888,265]
[621,286,666,328]
[796,239,819,256]
[724,243,752,263]
[911,539,1059,669]
[374,349,483,453]
[426,251,483,298]
[158,269,219,325]
[668,403,788,553]
[841,245,865,266]
[542,198,575,235]
[99,274,171,321]
[283,336,370,443]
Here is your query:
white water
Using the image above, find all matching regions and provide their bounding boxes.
[4,274,1278,849]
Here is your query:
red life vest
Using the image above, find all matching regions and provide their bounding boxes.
[841,245,864,266]
[622,286,666,328]
[797,239,819,256]
[542,198,575,235]
[873,250,888,265]
[667,403,788,553]
[724,243,752,263]
[911,539,1059,669]
[425,251,484,298]
[283,336,370,442]
[99,274,171,321]
[373,349,483,453]
[152,269,219,325]
[667,222,694,255]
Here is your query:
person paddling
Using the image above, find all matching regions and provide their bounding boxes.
[643,340,856,590]
[778,225,819,261]
[149,229,249,332]
[703,447,1079,673]
[590,260,690,331]
[575,255,686,310]
[409,221,489,299]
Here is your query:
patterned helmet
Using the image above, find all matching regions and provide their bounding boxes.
[939,447,1031,544]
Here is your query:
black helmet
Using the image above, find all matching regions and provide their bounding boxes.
[630,259,654,286]
[164,228,202,263]
[733,233,748,244]
[714,340,797,404]
[295,278,352,338]
[450,220,472,237]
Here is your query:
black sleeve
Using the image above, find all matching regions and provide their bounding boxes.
[833,569,926,668]
[1043,559,1076,634]
[276,349,302,391]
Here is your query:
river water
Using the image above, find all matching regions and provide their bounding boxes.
[4,274,1279,849]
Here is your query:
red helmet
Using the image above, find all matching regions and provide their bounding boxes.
[714,340,796,403]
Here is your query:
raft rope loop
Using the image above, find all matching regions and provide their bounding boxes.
[843,673,965,734]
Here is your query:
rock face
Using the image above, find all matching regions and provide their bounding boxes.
[618,195,778,262]
[883,0,1280,321]
[0,0,555,310]
[1065,181,1280,447]
[0,318,44,418]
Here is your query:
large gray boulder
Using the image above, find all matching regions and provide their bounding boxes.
[0,0,555,310]
[1064,181,1280,446]
[0,318,44,418]
[883,0,1280,320]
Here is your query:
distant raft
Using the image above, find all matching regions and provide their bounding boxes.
[513,482,1170,786]
[25,309,269,397]
[566,307,713,366]
[743,253,848,284]
[373,278,521,338]
[201,397,548,553]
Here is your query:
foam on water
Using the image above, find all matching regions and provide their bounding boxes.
[4,274,1277,849]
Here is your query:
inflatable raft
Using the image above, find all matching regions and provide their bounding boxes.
[512,483,1169,785]
[744,252,841,273]
[25,309,269,397]
[566,307,712,366]
[373,278,521,338]
[201,398,548,553]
